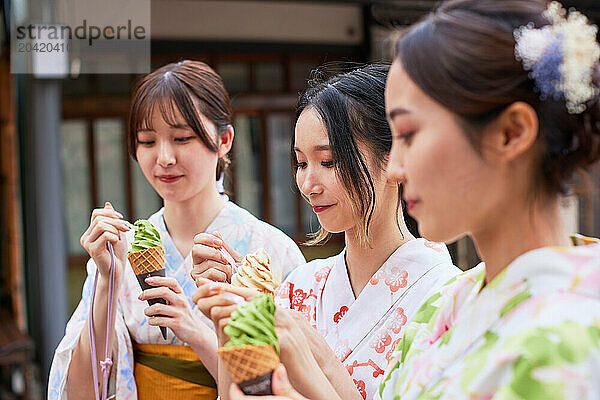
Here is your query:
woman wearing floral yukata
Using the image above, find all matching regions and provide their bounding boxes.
[48,61,305,400]
[192,64,460,400]
[224,0,600,399]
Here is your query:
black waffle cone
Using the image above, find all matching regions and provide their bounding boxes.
[238,370,274,395]
[135,269,168,340]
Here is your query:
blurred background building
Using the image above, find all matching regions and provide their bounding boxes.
[0,0,599,398]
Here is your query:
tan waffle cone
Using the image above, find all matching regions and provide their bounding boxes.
[217,344,279,383]
[128,245,165,275]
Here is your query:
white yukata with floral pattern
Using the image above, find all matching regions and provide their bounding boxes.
[274,238,460,400]
[377,238,600,400]
[48,201,305,399]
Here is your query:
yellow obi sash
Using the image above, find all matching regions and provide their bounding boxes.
[133,342,217,400]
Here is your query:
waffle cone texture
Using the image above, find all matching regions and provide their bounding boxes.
[128,245,165,274]
[218,344,279,383]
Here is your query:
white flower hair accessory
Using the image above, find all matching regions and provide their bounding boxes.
[514,1,600,114]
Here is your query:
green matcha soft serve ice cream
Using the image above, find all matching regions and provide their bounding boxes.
[218,293,280,395]
[224,294,279,352]
[129,219,161,253]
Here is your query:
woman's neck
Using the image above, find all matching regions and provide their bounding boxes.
[344,192,415,298]
[472,195,571,285]
[162,185,225,257]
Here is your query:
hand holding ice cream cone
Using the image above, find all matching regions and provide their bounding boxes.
[191,231,242,284]
[192,279,258,346]
[218,294,280,395]
[229,365,308,400]
[80,202,130,282]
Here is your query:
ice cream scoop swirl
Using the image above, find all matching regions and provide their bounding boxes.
[224,294,279,353]
[232,248,276,293]
[129,219,162,253]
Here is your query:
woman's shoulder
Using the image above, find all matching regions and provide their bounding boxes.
[496,289,600,338]
[405,263,485,337]
[219,201,302,250]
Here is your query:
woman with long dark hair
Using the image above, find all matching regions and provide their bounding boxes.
[192,64,459,400]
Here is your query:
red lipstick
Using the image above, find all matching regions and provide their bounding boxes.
[157,175,182,183]
[312,205,333,213]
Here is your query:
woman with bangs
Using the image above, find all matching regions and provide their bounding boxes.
[191,64,459,400]
[48,60,305,400]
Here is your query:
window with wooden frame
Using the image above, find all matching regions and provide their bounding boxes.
[60,54,340,275]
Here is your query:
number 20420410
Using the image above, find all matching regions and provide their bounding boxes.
[18,42,70,53]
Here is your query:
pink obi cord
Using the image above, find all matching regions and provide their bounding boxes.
[88,242,116,400]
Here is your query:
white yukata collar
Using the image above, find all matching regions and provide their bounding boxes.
[320,238,453,360]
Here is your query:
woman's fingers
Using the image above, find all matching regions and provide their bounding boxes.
[139,286,180,305]
[271,365,305,398]
[274,307,293,328]
[193,279,257,301]
[191,279,220,303]
[90,202,123,223]
[228,365,305,400]
[279,308,308,329]
[190,233,245,286]
[193,232,223,247]
[216,316,232,336]
[79,203,130,278]
[147,316,172,327]
[191,242,229,283]
[144,303,176,318]
[93,214,126,231]
[213,231,242,262]
[90,208,122,223]
[194,293,235,319]
[192,243,226,264]
[144,276,183,294]
[229,382,249,399]
[211,304,237,328]
[219,284,259,301]
[202,267,229,283]
[88,231,121,255]
[193,262,231,283]
[85,217,129,246]
[87,220,119,242]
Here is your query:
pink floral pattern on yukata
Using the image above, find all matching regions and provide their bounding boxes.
[314,266,331,283]
[386,307,408,334]
[385,268,409,292]
[370,329,393,354]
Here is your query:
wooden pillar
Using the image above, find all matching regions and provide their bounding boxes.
[0,51,27,331]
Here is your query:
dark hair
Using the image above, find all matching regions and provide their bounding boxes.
[295,64,397,245]
[128,60,233,179]
[395,0,600,196]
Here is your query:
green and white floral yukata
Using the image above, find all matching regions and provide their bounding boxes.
[377,235,600,400]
